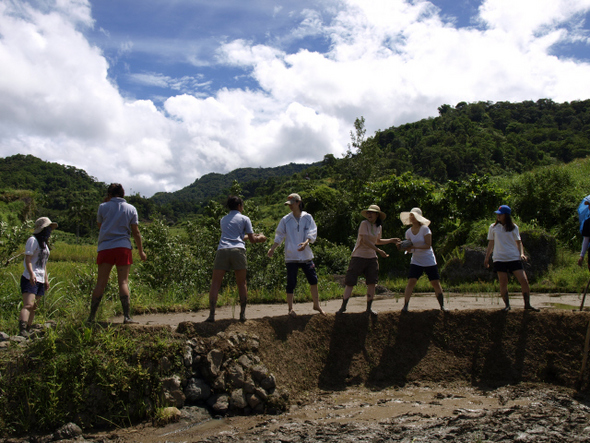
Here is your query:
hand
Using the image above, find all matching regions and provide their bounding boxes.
[297,241,309,251]
[267,249,274,258]
[521,254,528,262]
[256,234,267,243]
[44,281,50,290]
[484,257,489,268]
[579,256,584,267]
[29,275,36,286]
[139,251,147,261]
[378,249,389,258]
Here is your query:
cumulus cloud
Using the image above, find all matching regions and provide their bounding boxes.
[1,0,590,197]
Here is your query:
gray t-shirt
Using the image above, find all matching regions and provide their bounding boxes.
[97,197,139,252]
[217,210,253,250]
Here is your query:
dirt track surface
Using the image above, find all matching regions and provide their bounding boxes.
[83,293,590,443]
[112,292,585,326]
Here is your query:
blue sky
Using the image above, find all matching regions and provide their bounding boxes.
[1,0,590,196]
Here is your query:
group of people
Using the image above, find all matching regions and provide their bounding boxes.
[18,185,547,336]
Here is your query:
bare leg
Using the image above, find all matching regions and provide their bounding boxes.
[497,272,511,311]
[310,284,326,315]
[116,265,136,324]
[206,269,226,322]
[88,262,114,322]
[337,286,354,313]
[235,269,248,321]
[287,293,296,317]
[403,278,418,312]
[19,293,37,336]
[513,270,538,311]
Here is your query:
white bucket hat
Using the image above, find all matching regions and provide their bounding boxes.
[33,217,58,234]
[400,207,430,226]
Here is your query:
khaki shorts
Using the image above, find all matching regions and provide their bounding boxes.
[344,257,379,286]
[213,248,247,271]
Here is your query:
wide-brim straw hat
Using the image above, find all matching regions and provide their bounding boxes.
[400,207,430,226]
[33,217,58,234]
[361,205,386,221]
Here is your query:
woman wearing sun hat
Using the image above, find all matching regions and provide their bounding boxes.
[484,205,539,312]
[18,217,58,337]
[336,205,400,315]
[399,207,445,312]
[267,193,325,317]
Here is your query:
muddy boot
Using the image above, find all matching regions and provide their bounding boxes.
[402,302,409,313]
[87,296,102,324]
[337,298,349,314]
[523,293,540,312]
[18,320,30,338]
[366,299,377,316]
[205,307,215,323]
[239,303,247,322]
[501,292,511,312]
[121,296,138,324]
[436,293,447,311]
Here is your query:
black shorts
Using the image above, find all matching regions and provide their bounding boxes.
[286,261,318,293]
[493,260,523,273]
[408,264,440,281]
[20,275,46,296]
[344,257,379,286]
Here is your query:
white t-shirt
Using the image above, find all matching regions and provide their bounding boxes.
[487,223,521,262]
[22,236,50,283]
[406,225,437,267]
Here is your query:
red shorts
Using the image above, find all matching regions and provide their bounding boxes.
[97,248,133,266]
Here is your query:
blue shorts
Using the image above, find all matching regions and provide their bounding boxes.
[286,261,318,293]
[408,264,440,281]
[493,260,523,273]
[21,275,46,296]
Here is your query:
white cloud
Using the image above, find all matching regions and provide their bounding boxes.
[1,0,590,198]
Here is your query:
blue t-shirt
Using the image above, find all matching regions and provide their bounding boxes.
[217,210,253,250]
[97,197,139,252]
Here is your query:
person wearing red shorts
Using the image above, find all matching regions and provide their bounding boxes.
[87,183,147,324]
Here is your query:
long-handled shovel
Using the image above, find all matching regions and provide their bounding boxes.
[580,277,590,311]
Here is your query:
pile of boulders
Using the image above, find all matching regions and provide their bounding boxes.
[160,330,288,417]
[0,322,54,348]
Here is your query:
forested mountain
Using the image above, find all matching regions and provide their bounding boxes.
[151,163,318,205]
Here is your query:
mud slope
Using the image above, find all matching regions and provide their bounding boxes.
[178,310,590,396]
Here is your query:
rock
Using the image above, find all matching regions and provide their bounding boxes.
[228,364,245,388]
[183,345,193,368]
[243,377,256,394]
[9,336,27,344]
[207,393,230,414]
[185,378,211,403]
[440,246,494,284]
[161,375,185,408]
[0,332,9,341]
[212,373,226,391]
[154,407,181,426]
[230,389,248,409]
[254,387,268,401]
[238,354,252,369]
[0,341,10,349]
[53,422,83,440]
[260,374,276,391]
[251,364,268,382]
[246,393,262,409]
[247,338,260,352]
[206,349,224,377]
[160,356,172,373]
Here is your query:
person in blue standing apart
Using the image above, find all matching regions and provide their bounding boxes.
[484,205,539,312]
[205,195,267,323]
[19,217,58,337]
[267,193,326,317]
[399,207,445,312]
[577,195,590,268]
[87,183,147,324]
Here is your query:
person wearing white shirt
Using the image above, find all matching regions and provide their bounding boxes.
[484,205,539,312]
[268,193,325,318]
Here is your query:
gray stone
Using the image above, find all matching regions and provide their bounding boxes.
[161,375,185,408]
[212,372,226,391]
[0,332,9,341]
[238,354,252,369]
[228,364,245,388]
[207,349,224,377]
[53,422,83,440]
[10,336,27,343]
[230,389,248,409]
[251,364,268,382]
[207,393,230,414]
[183,345,193,368]
[254,386,268,401]
[260,374,276,391]
[246,392,262,409]
[160,356,172,372]
[184,378,211,403]
[243,377,256,394]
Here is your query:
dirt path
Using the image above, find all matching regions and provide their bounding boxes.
[112,292,584,326]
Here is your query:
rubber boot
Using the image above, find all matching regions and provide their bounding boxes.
[523,292,540,312]
[337,298,349,314]
[87,296,102,324]
[402,301,409,313]
[205,307,215,323]
[436,293,447,311]
[121,296,138,324]
[240,302,247,322]
[501,292,511,312]
[18,320,30,338]
[366,299,377,316]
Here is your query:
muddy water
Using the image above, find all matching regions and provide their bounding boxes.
[91,382,590,443]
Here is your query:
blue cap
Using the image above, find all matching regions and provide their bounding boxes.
[495,205,511,215]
